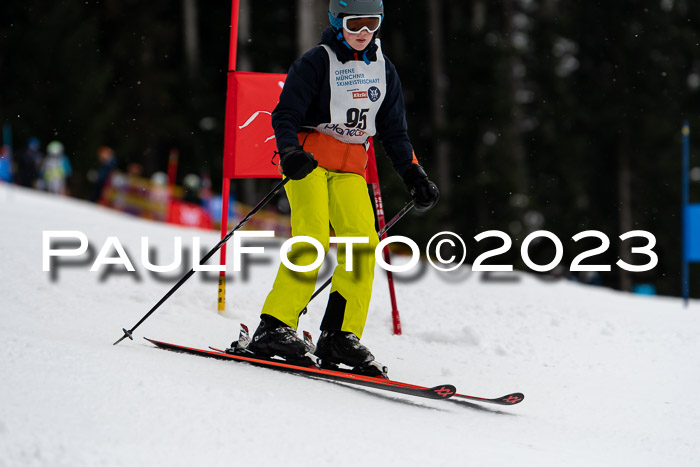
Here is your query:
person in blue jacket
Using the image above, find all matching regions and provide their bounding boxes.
[245,0,439,375]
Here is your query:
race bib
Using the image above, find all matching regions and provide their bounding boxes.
[315,40,387,144]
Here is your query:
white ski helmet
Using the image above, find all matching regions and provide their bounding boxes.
[329,0,384,29]
[47,140,64,156]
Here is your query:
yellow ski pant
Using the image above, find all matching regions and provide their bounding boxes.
[261,167,379,338]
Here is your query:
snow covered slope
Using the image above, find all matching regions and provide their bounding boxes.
[1,182,699,467]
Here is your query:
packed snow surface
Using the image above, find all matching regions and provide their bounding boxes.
[1,183,699,467]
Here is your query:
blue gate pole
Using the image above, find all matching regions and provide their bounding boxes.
[682,121,690,307]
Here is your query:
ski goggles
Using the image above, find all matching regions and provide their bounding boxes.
[342,15,382,34]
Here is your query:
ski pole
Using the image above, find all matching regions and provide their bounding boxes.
[114,177,290,345]
[301,200,415,314]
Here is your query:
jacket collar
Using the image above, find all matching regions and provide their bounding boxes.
[320,26,378,65]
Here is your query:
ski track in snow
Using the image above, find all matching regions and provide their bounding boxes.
[1,182,699,467]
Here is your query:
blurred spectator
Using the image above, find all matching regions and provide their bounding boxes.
[149,171,170,221]
[127,162,143,178]
[15,138,44,188]
[41,140,72,195]
[89,145,116,202]
[182,173,202,205]
[199,170,213,201]
[0,145,12,183]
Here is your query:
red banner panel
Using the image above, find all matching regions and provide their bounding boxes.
[167,200,213,230]
[223,71,287,179]
[222,70,379,182]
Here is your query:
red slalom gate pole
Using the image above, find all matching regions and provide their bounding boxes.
[366,139,402,335]
[371,182,402,335]
[228,0,240,72]
[218,0,241,313]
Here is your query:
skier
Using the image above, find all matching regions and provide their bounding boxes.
[242,0,439,374]
[91,145,117,202]
[15,138,44,188]
[41,141,72,195]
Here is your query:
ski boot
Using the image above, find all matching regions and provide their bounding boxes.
[227,315,317,367]
[315,331,388,378]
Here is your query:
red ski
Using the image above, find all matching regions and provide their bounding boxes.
[144,338,524,406]
[145,338,456,401]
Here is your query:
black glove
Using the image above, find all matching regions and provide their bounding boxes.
[279,146,318,180]
[402,164,439,212]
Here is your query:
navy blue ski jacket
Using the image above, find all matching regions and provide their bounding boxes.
[272,27,416,178]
